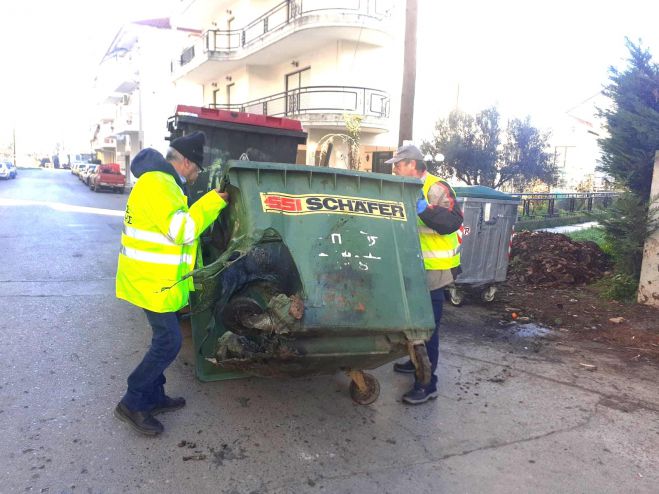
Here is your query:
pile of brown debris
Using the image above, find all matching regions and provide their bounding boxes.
[508,231,611,286]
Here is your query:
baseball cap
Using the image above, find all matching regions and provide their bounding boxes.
[384,144,424,164]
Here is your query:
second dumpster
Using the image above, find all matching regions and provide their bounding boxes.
[447,185,520,305]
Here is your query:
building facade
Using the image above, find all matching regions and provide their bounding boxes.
[91,22,189,182]
[170,0,402,172]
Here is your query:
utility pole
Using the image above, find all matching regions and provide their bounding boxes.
[12,126,16,166]
[398,0,417,146]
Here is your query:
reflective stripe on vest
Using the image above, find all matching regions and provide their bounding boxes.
[423,246,461,259]
[168,211,197,244]
[120,246,193,266]
[123,225,176,246]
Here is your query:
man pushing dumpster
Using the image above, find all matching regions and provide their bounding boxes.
[114,131,230,436]
[389,144,463,404]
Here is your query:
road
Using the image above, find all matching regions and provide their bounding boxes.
[1,169,658,494]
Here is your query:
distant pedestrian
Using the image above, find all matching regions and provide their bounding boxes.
[114,132,229,435]
[390,145,463,404]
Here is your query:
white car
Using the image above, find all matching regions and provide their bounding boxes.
[0,161,17,179]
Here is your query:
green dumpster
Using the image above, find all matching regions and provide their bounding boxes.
[189,161,435,404]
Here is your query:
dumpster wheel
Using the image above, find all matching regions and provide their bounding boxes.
[447,287,464,307]
[481,285,497,303]
[347,370,380,405]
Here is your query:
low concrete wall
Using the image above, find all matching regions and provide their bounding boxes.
[638,151,659,307]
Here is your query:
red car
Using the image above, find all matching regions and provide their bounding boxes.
[89,163,126,193]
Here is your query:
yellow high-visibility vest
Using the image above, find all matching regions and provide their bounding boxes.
[417,173,461,271]
[116,171,226,312]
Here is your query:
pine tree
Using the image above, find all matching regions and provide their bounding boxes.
[598,39,659,201]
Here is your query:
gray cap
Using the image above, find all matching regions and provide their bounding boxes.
[384,144,424,164]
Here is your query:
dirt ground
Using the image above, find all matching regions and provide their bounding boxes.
[489,280,659,364]
[479,230,659,364]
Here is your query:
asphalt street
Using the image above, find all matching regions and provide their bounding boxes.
[1,168,657,494]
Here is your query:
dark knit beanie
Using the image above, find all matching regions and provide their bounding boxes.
[171,131,206,169]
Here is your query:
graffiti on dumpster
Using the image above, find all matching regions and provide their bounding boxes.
[260,192,407,221]
[317,230,383,271]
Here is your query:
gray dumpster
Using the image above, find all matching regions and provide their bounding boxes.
[448,185,520,305]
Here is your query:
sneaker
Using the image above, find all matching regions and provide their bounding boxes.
[402,385,439,405]
[114,402,164,436]
[150,396,186,416]
[393,360,416,374]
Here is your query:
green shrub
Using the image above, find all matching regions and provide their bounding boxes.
[567,227,612,254]
[595,273,639,303]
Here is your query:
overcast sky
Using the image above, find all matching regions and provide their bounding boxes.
[0,0,657,155]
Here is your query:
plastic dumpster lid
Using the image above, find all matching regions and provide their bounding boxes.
[453,185,519,202]
[174,105,304,133]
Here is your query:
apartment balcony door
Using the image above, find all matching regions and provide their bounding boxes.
[285,67,310,115]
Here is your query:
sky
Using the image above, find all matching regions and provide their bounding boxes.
[0,0,657,157]
[415,0,659,138]
[0,0,175,156]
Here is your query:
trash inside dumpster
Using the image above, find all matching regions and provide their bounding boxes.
[188,161,436,404]
[448,185,520,306]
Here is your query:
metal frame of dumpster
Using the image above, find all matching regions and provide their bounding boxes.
[189,161,436,404]
[448,186,520,305]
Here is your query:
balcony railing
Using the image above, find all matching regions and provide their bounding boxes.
[209,85,389,120]
[175,0,390,68]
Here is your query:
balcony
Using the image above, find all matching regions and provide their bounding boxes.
[113,96,140,135]
[210,85,390,132]
[172,0,392,83]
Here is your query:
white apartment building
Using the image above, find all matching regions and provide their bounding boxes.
[549,92,609,192]
[91,21,189,181]
[169,0,402,172]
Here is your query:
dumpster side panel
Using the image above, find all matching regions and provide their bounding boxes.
[227,164,435,337]
[456,196,519,286]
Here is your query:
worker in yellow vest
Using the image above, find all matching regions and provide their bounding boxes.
[389,144,463,404]
[114,131,229,435]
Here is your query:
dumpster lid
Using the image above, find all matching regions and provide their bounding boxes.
[453,185,519,202]
[173,105,305,134]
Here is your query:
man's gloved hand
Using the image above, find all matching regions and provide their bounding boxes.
[416,197,428,215]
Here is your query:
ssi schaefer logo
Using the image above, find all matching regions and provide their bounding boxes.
[260,193,407,221]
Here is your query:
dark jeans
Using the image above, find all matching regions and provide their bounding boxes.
[121,310,182,412]
[421,288,444,390]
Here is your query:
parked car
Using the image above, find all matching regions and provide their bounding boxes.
[0,161,17,179]
[82,164,98,185]
[77,163,89,180]
[89,163,126,193]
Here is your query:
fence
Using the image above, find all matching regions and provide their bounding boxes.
[511,192,619,219]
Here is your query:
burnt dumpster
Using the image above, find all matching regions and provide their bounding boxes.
[188,161,435,404]
[447,185,520,305]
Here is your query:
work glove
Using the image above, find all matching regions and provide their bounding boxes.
[416,197,428,215]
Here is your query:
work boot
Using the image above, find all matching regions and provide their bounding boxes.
[402,384,439,405]
[114,402,164,436]
[393,360,416,374]
[150,396,186,416]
